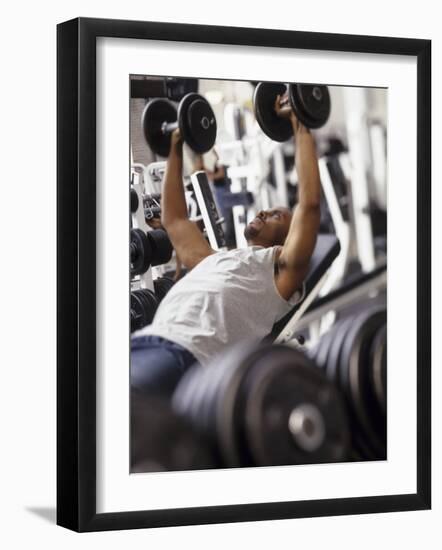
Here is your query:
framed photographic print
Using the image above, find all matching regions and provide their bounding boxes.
[57,17,431,532]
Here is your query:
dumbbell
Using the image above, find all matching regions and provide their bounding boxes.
[130,288,159,332]
[311,306,387,459]
[253,82,331,141]
[142,93,217,157]
[173,343,350,468]
[147,229,173,266]
[130,228,152,277]
[131,391,214,473]
[143,193,162,221]
[144,205,161,221]
[130,228,174,278]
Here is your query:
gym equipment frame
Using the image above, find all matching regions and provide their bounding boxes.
[57,17,431,532]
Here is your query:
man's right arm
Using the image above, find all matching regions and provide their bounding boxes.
[161,130,215,269]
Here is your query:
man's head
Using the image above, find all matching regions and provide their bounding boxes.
[244,207,292,247]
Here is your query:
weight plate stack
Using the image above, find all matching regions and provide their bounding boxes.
[312,307,387,460]
[131,392,215,473]
[338,307,386,458]
[147,229,173,266]
[173,343,350,468]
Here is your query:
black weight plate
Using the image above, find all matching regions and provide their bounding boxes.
[147,229,173,266]
[339,307,386,457]
[241,345,349,466]
[130,289,157,329]
[141,98,177,157]
[289,84,331,129]
[297,85,331,123]
[131,392,214,472]
[370,324,387,415]
[140,288,159,325]
[130,308,139,333]
[130,292,143,332]
[130,228,152,276]
[172,363,227,469]
[179,94,217,154]
[133,290,148,327]
[154,276,175,302]
[172,345,249,467]
[130,188,139,213]
[253,82,293,142]
[325,317,354,385]
[174,344,235,448]
[314,327,335,370]
[212,344,260,467]
[193,359,230,457]
[289,84,316,128]
[148,290,159,321]
[200,342,269,467]
[130,292,145,332]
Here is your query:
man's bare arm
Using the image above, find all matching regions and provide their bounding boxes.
[161,130,215,269]
[276,101,321,300]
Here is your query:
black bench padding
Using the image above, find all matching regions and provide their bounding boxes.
[267,234,341,341]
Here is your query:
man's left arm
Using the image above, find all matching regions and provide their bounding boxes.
[276,108,321,301]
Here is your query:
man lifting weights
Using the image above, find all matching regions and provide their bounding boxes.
[131,96,321,396]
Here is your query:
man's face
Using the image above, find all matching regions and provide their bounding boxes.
[244,207,292,246]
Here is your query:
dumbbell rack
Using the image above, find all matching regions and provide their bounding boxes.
[144,161,166,196]
[139,161,178,278]
[134,161,227,270]
[130,168,154,292]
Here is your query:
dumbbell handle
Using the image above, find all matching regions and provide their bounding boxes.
[143,192,161,202]
[161,121,179,135]
[162,116,213,135]
[145,206,161,220]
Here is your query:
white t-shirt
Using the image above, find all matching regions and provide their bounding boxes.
[136,245,304,366]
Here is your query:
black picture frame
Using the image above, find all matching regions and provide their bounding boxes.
[57,17,431,532]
